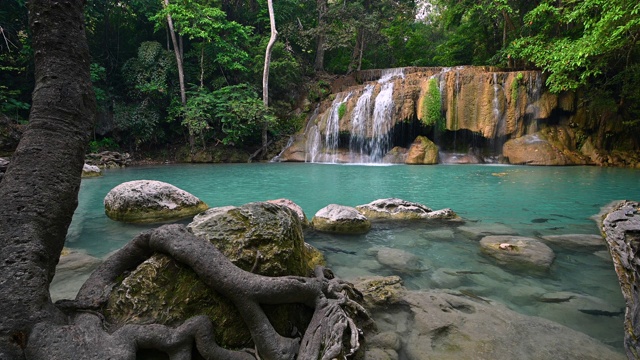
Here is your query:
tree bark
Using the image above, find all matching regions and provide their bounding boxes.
[0,0,96,358]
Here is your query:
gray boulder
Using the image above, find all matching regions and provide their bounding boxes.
[104,180,208,223]
[356,198,459,221]
[601,200,640,359]
[312,204,371,234]
[479,235,555,271]
[81,163,102,178]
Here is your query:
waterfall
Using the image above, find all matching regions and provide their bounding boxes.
[305,92,352,163]
[349,85,374,163]
[378,68,405,83]
[492,73,506,139]
[526,72,543,124]
[370,81,395,162]
[305,125,322,163]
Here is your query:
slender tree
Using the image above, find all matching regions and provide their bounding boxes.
[259,0,277,159]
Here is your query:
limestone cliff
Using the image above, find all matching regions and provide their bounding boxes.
[278,66,639,167]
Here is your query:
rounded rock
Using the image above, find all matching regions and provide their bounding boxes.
[312,204,371,234]
[104,180,208,223]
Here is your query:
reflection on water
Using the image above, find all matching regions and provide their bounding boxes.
[63,163,639,351]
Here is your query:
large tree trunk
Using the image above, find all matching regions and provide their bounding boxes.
[0,0,96,358]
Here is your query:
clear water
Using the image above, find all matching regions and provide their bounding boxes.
[66,163,639,350]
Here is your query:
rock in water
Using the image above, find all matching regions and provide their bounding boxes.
[405,135,439,165]
[105,202,324,348]
[81,163,102,178]
[312,204,371,234]
[601,200,640,359]
[356,197,459,221]
[103,180,208,223]
[479,235,555,271]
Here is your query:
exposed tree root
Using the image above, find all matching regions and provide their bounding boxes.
[28,224,368,359]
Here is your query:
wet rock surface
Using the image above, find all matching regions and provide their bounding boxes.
[354,277,624,360]
[479,235,555,271]
[601,200,640,359]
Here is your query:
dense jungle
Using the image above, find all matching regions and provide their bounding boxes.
[1,0,639,164]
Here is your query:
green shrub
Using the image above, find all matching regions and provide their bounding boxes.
[338,102,347,119]
[421,78,445,131]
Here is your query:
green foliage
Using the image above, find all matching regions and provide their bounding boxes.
[507,0,640,93]
[337,103,347,119]
[90,63,108,103]
[122,41,173,98]
[511,72,523,103]
[151,1,252,72]
[180,84,276,146]
[308,80,331,103]
[88,137,120,153]
[421,78,445,132]
[113,99,162,148]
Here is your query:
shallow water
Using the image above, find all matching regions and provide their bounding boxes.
[65,163,639,351]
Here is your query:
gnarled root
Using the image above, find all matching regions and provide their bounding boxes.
[33,224,368,360]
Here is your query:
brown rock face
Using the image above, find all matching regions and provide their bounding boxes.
[503,133,570,165]
[405,136,439,164]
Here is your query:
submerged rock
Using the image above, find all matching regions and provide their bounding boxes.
[104,180,208,223]
[601,200,640,359]
[374,247,426,273]
[105,202,323,348]
[50,248,102,302]
[354,276,624,360]
[356,198,459,221]
[312,204,371,234]
[457,223,518,240]
[479,235,555,271]
[540,233,606,250]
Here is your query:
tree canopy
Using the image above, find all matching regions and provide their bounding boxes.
[0,0,638,152]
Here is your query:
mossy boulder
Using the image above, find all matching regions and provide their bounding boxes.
[405,135,439,164]
[104,180,208,223]
[312,204,371,234]
[105,202,325,348]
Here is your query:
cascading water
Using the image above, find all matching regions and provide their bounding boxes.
[370,81,395,162]
[349,85,374,163]
[305,92,352,163]
[305,125,322,163]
